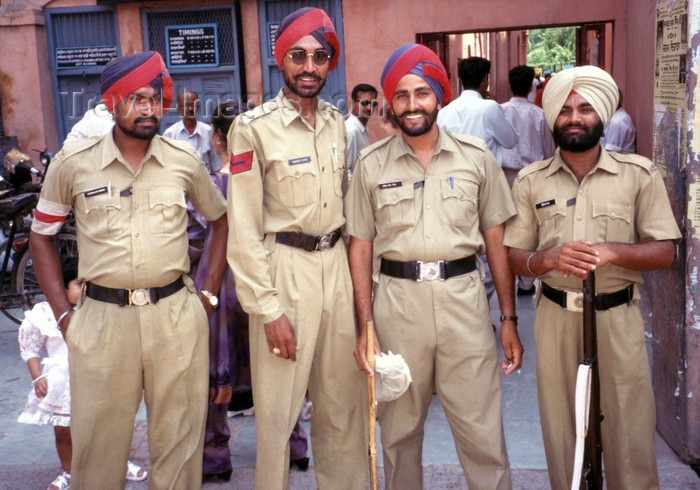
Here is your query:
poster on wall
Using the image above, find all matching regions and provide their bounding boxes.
[165,24,219,69]
[653,0,688,175]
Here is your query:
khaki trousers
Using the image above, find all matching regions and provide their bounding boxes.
[534,290,659,490]
[249,238,368,490]
[374,270,511,490]
[67,282,209,489]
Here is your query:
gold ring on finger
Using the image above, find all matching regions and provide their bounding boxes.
[272,347,281,355]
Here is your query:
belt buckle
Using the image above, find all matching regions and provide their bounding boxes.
[317,234,332,251]
[566,291,584,313]
[128,288,152,306]
[417,261,443,282]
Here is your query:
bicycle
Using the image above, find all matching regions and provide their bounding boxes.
[0,149,78,324]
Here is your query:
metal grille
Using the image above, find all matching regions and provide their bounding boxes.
[49,11,118,49]
[145,8,237,66]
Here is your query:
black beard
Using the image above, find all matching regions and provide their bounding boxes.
[394,107,438,137]
[553,120,604,152]
[115,116,159,141]
[283,71,327,99]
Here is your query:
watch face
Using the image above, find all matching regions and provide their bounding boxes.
[210,295,219,307]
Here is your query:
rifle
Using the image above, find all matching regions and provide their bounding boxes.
[571,271,604,490]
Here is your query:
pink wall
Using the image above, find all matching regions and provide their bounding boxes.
[0,14,58,152]
[240,0,264,104]
[341,0,628,105]
[624,0,655,158]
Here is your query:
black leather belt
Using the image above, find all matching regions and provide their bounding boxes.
[85,277,185,307]
[380,255,477,282]
[275,228,342,252]
[541,282,634,312]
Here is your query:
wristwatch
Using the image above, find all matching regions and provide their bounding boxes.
[200,290,219,309]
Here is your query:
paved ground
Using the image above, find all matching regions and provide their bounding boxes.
[0,293,697,488]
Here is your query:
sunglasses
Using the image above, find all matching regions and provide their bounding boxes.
[358,100,377,106]
[287,49,331,66]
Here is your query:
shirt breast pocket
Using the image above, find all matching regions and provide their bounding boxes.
[78,193,122,239]
[375,185,415,232]
[536,202,567,249]
[591,201,633,243]
[441,178,478,229]
[149,188,187,234]
[274,162,318,207]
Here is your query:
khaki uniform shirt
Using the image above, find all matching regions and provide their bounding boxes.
[226,90,346,323]
[504,148,681,291]
[345,130,515,263]
[32,132,227,289]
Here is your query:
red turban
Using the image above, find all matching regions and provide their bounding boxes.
[274,7,340,70]
[100,51,173,112]
[381,44,451,106]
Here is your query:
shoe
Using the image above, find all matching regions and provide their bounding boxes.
[202,469,232,483]
[290,457,309,472]
[227,406,255,418]
[48,471,70,490]
[126,460,148,482]
[517,286,536,296]
[227,391,254,418]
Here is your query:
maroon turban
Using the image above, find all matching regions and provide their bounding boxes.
[274,7,340,70]
[100,51,173,112]
[381,44,451,106]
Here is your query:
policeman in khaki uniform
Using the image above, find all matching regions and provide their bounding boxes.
[504,66,681,490]
[347,44,523,490]
[30,52,228,488]
[226,8,367,490]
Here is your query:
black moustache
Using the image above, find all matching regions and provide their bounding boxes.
[135,117,158,123]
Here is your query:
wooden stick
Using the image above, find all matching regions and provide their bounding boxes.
[366,320,378,490]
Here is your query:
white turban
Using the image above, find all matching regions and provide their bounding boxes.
[542,66,619,131]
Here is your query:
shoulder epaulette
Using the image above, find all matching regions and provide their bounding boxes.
[608,151,656,173]
[160,136,200,160]
[236,100,282,126]
[60,136,101,158]
[358,134,396,160]
[516,157,556,181]
[444,131,488,151]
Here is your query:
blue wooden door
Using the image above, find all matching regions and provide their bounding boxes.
[142,5,245,134]
[45,6,120,144]
[258,0,347,109]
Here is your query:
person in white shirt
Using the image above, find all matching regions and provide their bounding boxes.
[162,91,222,173]
[501,65,556,187]
[601,92,636,154]
[436,56,517,164]
[501,65,555,295]
[64,103,114,142]
[344,83,377,191]
[437,57,517,303]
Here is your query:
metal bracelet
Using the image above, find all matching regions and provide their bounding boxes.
[526,251,538,276]
[56,308,73,329]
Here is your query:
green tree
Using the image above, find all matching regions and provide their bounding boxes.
[528,27,576,72]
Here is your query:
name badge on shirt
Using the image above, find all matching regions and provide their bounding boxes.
[378,181,402,190]
[288,156,312,165]
[83,186,109,198]
[535,199,556,209]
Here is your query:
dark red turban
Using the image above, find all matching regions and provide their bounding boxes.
[274,7,340,70]
[100,51,173,112]
[381,44,451,106]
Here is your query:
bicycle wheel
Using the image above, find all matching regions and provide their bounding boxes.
[10,231,79,322]
[0,237,21,323]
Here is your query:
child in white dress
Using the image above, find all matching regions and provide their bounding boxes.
[18,258,147,490]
